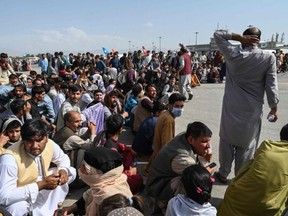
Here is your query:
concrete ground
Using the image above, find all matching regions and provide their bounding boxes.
[60,70,288,214]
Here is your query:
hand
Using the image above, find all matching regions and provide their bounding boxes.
[37,174,61,190]
[24,101,31,114]
[204,152,213,162]
[87,121,97,135]
[122,111,129,119]
[206,166,215,174]
[240,35,259,47]
[58,169,68,185]
[268,107,278,122]
[53,205,77,216]
[0,133,10,148]
[128,166,137,175]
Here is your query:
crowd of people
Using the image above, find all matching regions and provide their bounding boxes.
[0,26,287,216]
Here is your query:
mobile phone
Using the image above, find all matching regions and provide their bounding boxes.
[206,162,217,169]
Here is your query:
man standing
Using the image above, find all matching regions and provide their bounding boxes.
[0,119,76,216]
[214,27,279,183]
[177,45,193,101]
[0,53,15,86]
[38,54,48,74]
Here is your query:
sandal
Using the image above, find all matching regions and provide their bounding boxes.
[214,172,228,184]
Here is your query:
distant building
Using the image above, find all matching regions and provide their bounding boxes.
[187,32,288,54]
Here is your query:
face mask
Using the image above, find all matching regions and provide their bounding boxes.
[171,107,184,117]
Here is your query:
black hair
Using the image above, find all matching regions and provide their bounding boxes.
[32,78,42,85]
[137,78,146,85]
[145,84,156,92]
[243,27,261,40]
[280,124,288,141]
[0,53,8,58]
[30,70,37,76]
[14,84,27,93]
[42,83,50,94]
[0,119,21,132]
[152,101,166,114]
[99,193,145,216]
[132,84,143,97]
[181,164,213,205]
[31,86,45,97]
[109,79,116,84]
[8,74,18,79]
[21,119,50,141]
[10,99,26,115]
[93,89,103,95]
[106,114,123,135]
[69,84,82,93]
[168,92,186,104]
[108,89,119,98]
[185,121,212,139]
[60,82,69,89]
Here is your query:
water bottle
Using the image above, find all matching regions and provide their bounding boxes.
[267,114,275,122]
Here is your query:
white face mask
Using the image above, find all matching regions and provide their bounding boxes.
[171,107,184,117]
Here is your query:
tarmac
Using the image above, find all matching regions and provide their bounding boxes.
[59,71,288,213]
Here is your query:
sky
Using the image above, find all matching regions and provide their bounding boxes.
[1,0,288,56]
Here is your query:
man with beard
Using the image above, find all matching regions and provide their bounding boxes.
[103,90,128,122]
[0,119,76,216]
[53,111,96,169]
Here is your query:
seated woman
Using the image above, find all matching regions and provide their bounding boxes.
[0,118,22,154]
[218,124,288,216]
[57,147,133,216]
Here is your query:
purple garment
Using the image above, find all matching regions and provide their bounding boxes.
[82,102,105,134]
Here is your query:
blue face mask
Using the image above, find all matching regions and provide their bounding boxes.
[171,107,184,117]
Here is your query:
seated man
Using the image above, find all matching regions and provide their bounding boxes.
[145,122,214,213]
[9,99,32,124]
[101,114,143,194]
[53,111,96,169]
[218,124,288,216]
[131,101,166,160]
[0,119,76,216]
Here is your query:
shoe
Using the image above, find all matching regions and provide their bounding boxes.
[214,172,228,184]
[188,93,193,100]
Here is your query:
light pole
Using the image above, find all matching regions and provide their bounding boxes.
[152,42,154,51]
[195,32,199,53]
[159,36,162,52]
[128,40,131,51]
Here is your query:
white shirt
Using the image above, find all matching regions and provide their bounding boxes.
[0,140,75,215]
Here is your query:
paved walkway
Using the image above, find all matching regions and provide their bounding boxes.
[62,72,288,213]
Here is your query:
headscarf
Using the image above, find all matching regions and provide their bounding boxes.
[78,147,132,216]
[1,118,22,133]
[107,207,144,216]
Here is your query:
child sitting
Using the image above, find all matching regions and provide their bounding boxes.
[166,164,217,216]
